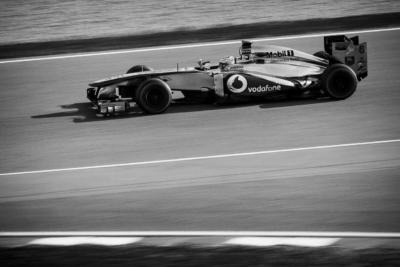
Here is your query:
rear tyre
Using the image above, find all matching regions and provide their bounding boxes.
[126,65,152,74]
[136,79,172,114]
[321,64,357,99]
[313,51,341,64]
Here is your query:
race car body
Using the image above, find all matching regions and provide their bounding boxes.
[87,35,367,115]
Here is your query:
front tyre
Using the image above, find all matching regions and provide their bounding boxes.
[321,64,357,100]
[136,79,172,114]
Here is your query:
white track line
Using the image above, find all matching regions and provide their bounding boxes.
[0,139,399,176]
[28,237,338,247]
[1,231,400,238]
[1,27,400,64]
[28,237,142,246]
[224,237,340,247]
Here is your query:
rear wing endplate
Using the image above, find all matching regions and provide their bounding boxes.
[324,35,368,80]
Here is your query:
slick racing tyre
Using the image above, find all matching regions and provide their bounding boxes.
[313,51,341,64]
[126,65,153,73]
[321,64,357,99]
[136,78,172,114]
[126,65,153,100]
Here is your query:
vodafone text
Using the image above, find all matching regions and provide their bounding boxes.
[248,84,282,93]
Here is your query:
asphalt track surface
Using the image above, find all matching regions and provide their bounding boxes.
[0,30,399,233]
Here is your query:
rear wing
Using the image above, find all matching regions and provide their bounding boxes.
[324,35,368,80]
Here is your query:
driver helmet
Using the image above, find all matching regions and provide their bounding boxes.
[219,56,235,70]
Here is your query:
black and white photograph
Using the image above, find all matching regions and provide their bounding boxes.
[0,0,399,266]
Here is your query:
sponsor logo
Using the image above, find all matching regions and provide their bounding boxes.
[227,74,247,93]
[227,65,244,71]
[264,50,294,58]
[345,56,355,66]
[241,48,252,55]
[248,84,281,93]
[359,45,365,54]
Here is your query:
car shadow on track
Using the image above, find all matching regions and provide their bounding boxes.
[31,98,335,123]
[31,103,100,123]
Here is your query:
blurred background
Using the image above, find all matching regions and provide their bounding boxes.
[1,0,399,45]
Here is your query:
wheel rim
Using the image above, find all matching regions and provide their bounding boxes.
[144,86,168,109]
[329,70,355,98]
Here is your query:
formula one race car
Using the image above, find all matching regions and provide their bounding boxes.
[87,35,367,115]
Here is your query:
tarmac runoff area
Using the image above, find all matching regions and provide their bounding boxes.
[0,24,400,265]
[0,139,398,177]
